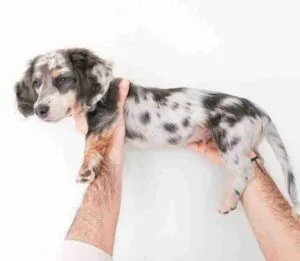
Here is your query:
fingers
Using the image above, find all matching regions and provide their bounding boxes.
[117,79,130,113]
[186,142,205,153]
[186,139,215,153]
[108,80,130,147]
[186,139,223,165]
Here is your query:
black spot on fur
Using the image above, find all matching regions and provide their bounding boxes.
[86,80,119,134]
[156,113,161,118]
[128,84,184,105]
[151,89,170,103]
[172,102,179,110]
[234,155,239,164]
[230,136,240,148]
[219,98,263,122]
[151,88,183,103]
[140,111,151,124]
[163,123,178,133]
[15,81,37,117]
[168,136,181,145]
[202,92,229,110]
[211,128,227,153]
[125,128,145,141]
[287,172,297,202]
[127,82,140,103]
[182,118,190,127]
[15,58,39,117]
[207,114,224,128]
[66,48,113,107]
[212,130,240,153]
[203,92,263,128]
[234,190,241,197]
[278,143,288,158]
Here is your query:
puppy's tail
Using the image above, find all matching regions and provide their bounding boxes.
[263,116,300,214]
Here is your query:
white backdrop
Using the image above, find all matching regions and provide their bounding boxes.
[1,0,300,260]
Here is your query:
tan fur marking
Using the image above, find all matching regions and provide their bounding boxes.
[83,134,111,168]
[51,69,60,78]
[78,132,115,185]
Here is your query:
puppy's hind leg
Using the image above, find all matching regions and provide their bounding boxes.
[218,154,254,214]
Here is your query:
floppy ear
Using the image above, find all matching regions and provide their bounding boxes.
[15,59,38,117]
[67,48,113,110]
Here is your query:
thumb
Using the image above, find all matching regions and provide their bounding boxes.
[117,79,130,113]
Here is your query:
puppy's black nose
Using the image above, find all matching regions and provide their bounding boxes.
[34,104,49,119]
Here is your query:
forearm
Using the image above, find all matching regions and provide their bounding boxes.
[242,161,300,260]
[60,80,129,260]
[66,162,122,256]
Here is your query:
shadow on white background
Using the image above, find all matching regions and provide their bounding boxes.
[0,0,300,260]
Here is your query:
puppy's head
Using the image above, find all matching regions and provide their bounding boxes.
[15,48,113,122]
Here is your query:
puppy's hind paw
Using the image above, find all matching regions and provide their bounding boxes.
[77,166,96,184]
[218,198,238,215]
[218,205,237,215]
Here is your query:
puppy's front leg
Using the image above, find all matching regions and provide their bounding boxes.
[77,132,112,183]
[76,78,123,183]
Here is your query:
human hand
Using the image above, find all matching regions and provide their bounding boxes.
[85,79,130,188]
[186,139,224,165]
[106,79,130,166]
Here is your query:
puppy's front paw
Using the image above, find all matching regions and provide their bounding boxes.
[77,166,96,184]
[77,154,102,184]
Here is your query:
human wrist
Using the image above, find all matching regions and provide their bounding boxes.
[66,180,122,255]
[66,155,123,256]
[66,206,118,255]
[241,152,293,219]
[241,153,267,198]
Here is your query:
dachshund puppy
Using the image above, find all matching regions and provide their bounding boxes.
[15,48,300,215]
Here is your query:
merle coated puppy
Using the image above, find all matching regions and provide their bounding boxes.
[15,48,300,216]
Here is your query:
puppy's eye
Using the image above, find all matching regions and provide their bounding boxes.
[32,79,41,89]
[56,77,67,85]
